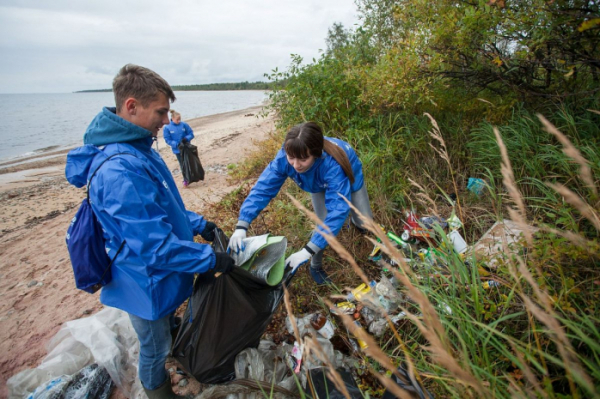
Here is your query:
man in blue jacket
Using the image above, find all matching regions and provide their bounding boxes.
[65,64,234,398]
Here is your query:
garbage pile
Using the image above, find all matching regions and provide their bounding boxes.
[277,278,433,398]
[369,209,466,267]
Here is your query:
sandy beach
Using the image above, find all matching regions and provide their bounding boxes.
[0,105,275,396]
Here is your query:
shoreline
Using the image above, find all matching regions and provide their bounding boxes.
[0,104,267,191]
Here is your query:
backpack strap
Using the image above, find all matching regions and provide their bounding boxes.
[86,152,136,272]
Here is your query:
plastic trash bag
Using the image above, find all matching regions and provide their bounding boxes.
[178,141,205,183]
[26,364,114,399]
[381,365,434,399]
[172,229,292,384]
[7,307,143,399]
[308,368,363,399]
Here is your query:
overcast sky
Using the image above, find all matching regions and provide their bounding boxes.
[0,1,359,94]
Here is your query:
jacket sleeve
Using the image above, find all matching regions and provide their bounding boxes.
[309,163,351,250]
[163,126,177,149]
[186,210,207,236]
[96,161,215,274]
[184,123,194,142]
[238,151,288,224]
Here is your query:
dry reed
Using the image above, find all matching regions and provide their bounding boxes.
[538,114,597,196]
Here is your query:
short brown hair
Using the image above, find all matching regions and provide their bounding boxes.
[112,64,176,111]
[284,122,355,184]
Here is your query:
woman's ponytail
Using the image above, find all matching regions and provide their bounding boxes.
[323,140,355,185]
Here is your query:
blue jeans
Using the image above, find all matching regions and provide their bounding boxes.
[128,313,177,390]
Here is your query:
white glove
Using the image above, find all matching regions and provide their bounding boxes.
[285,248,312,271]
[228,228,247,254]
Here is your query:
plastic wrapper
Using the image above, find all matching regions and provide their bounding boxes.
[368,319,388,337]
[230,234,287,286]
[285,313,318,338]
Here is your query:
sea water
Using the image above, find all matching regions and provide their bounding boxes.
[0,91,268,162]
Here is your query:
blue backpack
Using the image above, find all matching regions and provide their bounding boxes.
[66,154,127,294]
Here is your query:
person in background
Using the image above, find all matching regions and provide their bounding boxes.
[227,121,373,285]
[164,110,195,187]
[65,64,235,399]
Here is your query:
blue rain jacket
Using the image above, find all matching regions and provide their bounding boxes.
[163,120,194,154]
[239,137,364,250]
[66,107,216,320]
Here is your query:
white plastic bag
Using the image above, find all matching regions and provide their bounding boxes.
[7,307,143,398]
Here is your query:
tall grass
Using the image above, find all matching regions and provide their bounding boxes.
[279,115,600,398]
[212,103,600,397]
[468,107,600,204]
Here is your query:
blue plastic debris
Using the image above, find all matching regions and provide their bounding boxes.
[467,178,486,195]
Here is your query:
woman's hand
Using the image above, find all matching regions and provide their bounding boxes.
[285,248,312,271]
[228,228,247,254]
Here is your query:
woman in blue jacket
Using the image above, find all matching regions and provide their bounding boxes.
[163,110,195,187]
[228,122,373,284]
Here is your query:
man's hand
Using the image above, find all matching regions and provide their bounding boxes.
[228,228,247,254]
[285,248,312,271]
[213,252,235,274]
[200,221,217,242]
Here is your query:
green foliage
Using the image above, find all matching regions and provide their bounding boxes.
[265,53,371,133]
[243,1,600,397]
[357,0,600,105]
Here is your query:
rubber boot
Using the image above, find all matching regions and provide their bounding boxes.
[310,266,332,285]
[143,379,191,399]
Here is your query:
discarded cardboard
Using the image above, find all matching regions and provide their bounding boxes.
[471,219,539,268]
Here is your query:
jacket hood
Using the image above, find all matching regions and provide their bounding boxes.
[83,107,152,146]
[65,145,102,188]
[66,107,154,188]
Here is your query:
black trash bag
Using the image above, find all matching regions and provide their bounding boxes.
[381,365,434,399]
[172,229,291,384]
[178,140,205,183]
[308,368,363,399]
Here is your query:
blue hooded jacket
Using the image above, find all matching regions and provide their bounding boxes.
[65,107,216,320]
[163,120,194,154]
[239,137,364,250]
